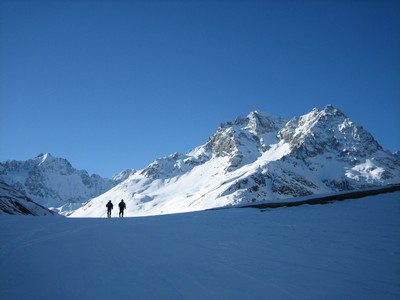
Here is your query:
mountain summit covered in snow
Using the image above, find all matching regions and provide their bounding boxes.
[72,105,400,217]
[0,153,133,215]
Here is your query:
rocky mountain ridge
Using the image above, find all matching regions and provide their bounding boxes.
[72,104,400,217]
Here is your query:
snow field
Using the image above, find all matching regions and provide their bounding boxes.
[1,191,399,299]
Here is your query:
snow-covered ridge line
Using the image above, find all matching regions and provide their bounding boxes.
[72,104,400,218]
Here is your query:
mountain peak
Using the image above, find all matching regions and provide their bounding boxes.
[279,104,382,159]
[245,110,287,135]
[321,104,345,117]
[35,153,54,164]
[203,110,287,160]
[33,153,72,169]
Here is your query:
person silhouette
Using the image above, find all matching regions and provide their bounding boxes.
[118,199,126,217]
[106,200,113,218]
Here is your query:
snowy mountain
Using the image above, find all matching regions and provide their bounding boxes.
[72,105,400,217]
[0,153,132,215]
[0,180,56,216]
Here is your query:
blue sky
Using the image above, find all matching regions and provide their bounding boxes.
[1,0,399,178]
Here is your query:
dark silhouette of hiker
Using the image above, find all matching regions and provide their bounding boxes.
[118,199,126,217]
[106,200,113,218]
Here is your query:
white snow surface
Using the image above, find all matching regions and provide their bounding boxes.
[70,143,290,218]
[1,192,399,300]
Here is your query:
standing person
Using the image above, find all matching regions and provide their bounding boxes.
[106,200,113,218]
[118,199,126,218]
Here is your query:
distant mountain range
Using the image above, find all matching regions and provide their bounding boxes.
[0,153,134,215]
[1,105,399,217]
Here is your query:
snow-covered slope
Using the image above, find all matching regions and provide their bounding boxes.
[1,192,399,299]
[0,181,56,216]
[0,153,132,215]
[72,105,400,217]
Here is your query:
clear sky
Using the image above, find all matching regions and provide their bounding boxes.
[1,0,399,178]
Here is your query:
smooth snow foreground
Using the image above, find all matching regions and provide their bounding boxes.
[1,192,399,300]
